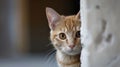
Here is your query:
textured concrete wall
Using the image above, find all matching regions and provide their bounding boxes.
[80,0,120,67]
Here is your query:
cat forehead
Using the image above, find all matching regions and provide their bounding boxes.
[52,15,80,32]
[60,16,80,31]
[60,25,80,32]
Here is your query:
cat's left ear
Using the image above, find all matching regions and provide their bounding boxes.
[46,7,61,30]
[75,11,80,20]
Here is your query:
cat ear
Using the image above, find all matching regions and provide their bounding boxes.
[75,11,80,20]
[46,7,61,30]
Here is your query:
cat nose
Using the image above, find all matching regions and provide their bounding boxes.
[69,44,75,49]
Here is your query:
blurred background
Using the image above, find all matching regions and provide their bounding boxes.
[0,0,80,67]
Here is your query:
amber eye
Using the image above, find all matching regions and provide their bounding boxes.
[59,33,66,40]
[76,31,80,38]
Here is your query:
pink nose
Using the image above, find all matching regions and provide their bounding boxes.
[69,45,75,49]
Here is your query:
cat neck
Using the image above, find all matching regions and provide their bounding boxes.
[56,50,80,66]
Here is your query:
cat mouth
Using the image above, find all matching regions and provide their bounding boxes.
[64,49,77,54]
[68,49,74,52]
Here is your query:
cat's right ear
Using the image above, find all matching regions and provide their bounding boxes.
[46,7,61,30]
[75,11,80,20]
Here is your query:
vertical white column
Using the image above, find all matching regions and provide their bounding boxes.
[80,0,120,67]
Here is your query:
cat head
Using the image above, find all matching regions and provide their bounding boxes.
[46,7,81,55]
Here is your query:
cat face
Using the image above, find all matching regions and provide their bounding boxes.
[46,7,81,55]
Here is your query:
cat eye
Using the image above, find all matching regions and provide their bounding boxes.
[59,33,66,40]
[76,31,80,38]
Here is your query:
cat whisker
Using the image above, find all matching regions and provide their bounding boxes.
[46,42,53,47]
[48,51,56,67]
[44,48,56,67]
[46,48,56,59]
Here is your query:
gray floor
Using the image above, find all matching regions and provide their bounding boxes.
[0,54,57,67]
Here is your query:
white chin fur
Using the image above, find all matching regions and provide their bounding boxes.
[61,47,80,55]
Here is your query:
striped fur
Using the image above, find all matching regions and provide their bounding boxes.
[46,7,81,67]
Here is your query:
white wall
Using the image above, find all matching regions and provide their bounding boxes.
[80,0,120,67]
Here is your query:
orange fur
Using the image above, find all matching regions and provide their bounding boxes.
[46,7,81,67]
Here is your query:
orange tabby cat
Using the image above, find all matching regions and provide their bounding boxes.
[46,7,81,67]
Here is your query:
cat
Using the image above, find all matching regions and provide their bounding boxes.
[46,7,81,67]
